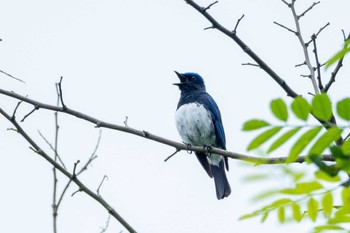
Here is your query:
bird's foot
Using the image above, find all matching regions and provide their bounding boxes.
[182,141,193,154]
[203,145,212,156]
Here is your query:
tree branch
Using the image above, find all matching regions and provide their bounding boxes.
[0,88,335,164]
[0,108,137,233]
[184,0,299,98]
[288,0,319,94]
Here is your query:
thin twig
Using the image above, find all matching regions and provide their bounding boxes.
[298,1,320,19]
[77,130,101,175]
[295,61,306,67]
[58,77,67,110]
[242,62,260,67]
[97,175,109,196]
[12,101,23,119]
[273,21,297,35]
[305,22,330,47]
[38,131,67,169]
[100,215,112,233]
[311,34,323,90]
[0,69,25,83]
[124,116,129,127]
[21,105,39,122]
[164,149,181,162]
[202,0,218,12]
[233,14,245,33]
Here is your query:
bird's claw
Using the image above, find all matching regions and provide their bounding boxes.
[204,145,212,156]
[183,142,193,154]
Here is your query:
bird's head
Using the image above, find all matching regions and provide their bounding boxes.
[173,71,206,92]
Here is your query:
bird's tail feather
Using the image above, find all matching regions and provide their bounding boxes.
[211,160,231,200]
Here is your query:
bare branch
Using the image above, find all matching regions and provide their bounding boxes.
[298,1,320,19]
[0,108,137,233]
[295,61,306,67]
[38,130,67,169]
[242,62,260,67]
[100,215,112,233]
[0,94,336,164]
[97,175,109,196]
[184,0,299,98]
[311,34,323,90]
[124,116,129,127]
[0,69,25,83]
[164,149,181,162]
[305,22,330,47]
[77,130,101,176]
[202,1,218,12]
[288,1,319,94]
[21,105,39,122]
[273,21,297,35]
[233,14,245,34]
[58,76,67,110]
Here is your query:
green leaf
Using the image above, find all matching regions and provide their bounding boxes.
[291,203,302,221]
[277,207,285,223]
[313,225,345,232]
[315,170,340,182]
[261,212,269,223]
[242,174,270,182]
[308,198,319,222]
[341,139,350,154]
[312,94,332,121]
[251,190,280,202]
[326,39,350,68]
[287,127,322,163]
[270,98,288,122]
[292,97,311,121]
[322,192,333,218]
[280,181,323,195]
[337,98,350,121]
[242,119,270,131]
[310,155,339,177]
[247,127,282,151]
[341,187,350,207]
[328,215,350,224]
[308,127,343,156]
[267,127,301,153]
[239,211,261,220]
[262,199,293,211]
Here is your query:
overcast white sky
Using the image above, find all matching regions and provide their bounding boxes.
[1,0,350,232]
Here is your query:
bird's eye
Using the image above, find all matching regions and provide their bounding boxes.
[190,76,196,81]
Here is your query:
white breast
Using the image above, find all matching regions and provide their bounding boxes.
[175,102,216,146]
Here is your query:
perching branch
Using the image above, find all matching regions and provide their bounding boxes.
[184,0,299,98]
[0,88,335,164]
[0,108,137,233]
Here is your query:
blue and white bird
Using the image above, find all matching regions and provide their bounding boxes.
[174,71,231,199]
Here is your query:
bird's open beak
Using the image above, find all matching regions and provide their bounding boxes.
[173,71,186,86]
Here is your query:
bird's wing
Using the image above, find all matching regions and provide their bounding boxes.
[199,93,229,171]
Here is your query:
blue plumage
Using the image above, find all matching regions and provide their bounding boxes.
[174,71,231,199]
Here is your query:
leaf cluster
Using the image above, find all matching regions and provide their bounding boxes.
[240,93,350,232]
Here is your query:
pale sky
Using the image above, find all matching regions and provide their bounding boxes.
[1,0,349,232]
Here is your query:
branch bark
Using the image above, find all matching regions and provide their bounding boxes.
[0,88,335,164]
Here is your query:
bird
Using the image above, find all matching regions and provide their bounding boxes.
[174,71,231,199]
